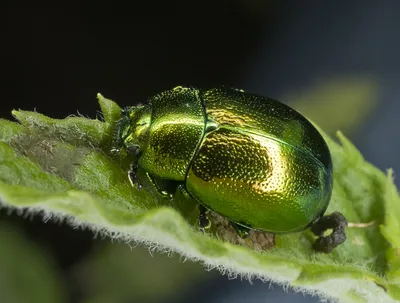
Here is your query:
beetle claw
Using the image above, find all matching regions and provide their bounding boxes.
[160,190,173,200]
[110,148,120,155]
[230,222,250,238]
[198,204,211,231]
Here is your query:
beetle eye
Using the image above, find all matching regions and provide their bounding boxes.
[127,144,141,156]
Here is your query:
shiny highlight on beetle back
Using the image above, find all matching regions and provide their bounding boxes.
[202,88,332,171]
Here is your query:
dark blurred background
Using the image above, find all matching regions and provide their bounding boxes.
[1,1,399,302]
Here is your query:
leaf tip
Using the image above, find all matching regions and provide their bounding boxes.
[11,109,19,118]
[335,130,345,141]
[387,168,394,180]
[11,109,24,124]
[335,130,365,161]
[96,94,121,124]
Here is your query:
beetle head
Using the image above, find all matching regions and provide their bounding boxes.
[112,105,151,159]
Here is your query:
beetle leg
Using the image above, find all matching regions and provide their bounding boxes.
[128,164,143,190]
[198,204,211,231]
[230,222,250,238]
[128,164,174,200]
[144,172,173,200]
[311,212,348,253]
[174,185,211,232]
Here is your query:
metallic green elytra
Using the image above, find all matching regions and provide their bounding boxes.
[113,86,347,252]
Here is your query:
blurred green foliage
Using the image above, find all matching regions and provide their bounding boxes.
[284,76,380,135]
[0,223,67,303]
[72,243,207,303]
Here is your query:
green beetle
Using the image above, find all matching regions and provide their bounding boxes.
[113,86,347,253]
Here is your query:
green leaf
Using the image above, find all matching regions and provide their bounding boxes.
[380,169,400,284]
[0,95,399,302]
